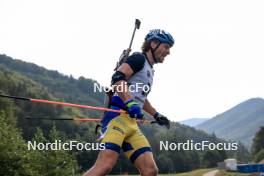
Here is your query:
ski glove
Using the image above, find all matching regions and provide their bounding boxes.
[125,99,143,119]
[154,112,170,129]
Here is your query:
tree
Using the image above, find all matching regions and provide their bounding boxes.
[29,125,79,176]
[252,127,264,156]
[254,149,264,163]
[0,111,38,175]
[202,150,222,168]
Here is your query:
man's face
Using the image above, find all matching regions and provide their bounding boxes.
[153,43,171,63]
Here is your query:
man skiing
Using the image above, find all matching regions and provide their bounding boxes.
[84,29,174,176]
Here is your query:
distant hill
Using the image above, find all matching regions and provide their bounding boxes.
[196,98,264,148]
[0,54,105,110]
[179,118,210,127]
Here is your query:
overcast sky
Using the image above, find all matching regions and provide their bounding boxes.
[1,0,264,121]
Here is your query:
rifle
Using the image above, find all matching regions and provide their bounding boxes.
[114,19,141,71]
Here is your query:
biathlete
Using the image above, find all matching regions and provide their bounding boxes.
[84,29,174,176]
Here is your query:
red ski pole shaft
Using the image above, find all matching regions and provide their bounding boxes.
[0,94,125,113]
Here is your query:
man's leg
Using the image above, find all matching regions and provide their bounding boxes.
[134,152,158,176]
[84,112,127,176]
[83,149,119,176]
[123,125,158,176]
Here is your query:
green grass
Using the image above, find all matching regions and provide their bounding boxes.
[172,168,215,176]
[113,168,214,176]
[215,170,250,176]
[113,169,251,176]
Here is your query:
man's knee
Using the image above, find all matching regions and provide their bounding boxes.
[141,165,158,176]
[100,163,114,174]
[83,163,113,176]
[134,151,158,176]
[83,149,118,176]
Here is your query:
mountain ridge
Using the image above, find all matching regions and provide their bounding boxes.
[179,118,210,127]
[196,98,264,148]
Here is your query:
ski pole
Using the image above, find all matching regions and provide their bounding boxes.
[25,116,154,124]
[0,94,125,113]
[25,117,102,122]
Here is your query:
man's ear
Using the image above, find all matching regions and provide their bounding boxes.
[150,40,159,49]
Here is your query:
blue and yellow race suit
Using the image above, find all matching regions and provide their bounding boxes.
[100,52,154,163]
